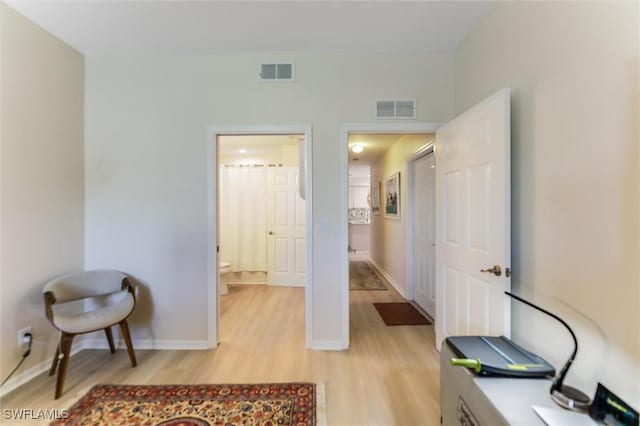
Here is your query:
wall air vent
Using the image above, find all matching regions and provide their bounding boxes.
[259,63,295,82]
[375,99,416,119]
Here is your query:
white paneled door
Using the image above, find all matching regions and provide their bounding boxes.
[435,89,511,350]
[413,152,436,318]
[267,167,306,287]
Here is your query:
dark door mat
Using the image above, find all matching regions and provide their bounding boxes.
[373,302,432,326]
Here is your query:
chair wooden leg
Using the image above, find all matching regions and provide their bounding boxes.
[104,327,116,354]
[119,320,137,368]
[49,344,60,376]
[55,332,74,399]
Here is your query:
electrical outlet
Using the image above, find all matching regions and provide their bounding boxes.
[17,326,32,347]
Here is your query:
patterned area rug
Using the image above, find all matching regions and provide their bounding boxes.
[52,383,320,426]
[349,261,387,290]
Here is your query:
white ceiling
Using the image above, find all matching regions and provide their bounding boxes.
[220,133,432,168]
[5,1,493,55]
[218,134,300,162]
[349,134,402,165]
[348,133,432,166]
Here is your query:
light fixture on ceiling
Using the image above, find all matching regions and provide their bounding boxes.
[238,149,247,153]
[351,144,364,154]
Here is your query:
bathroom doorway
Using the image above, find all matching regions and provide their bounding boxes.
[218,135,306,290]
[207,126,313,349]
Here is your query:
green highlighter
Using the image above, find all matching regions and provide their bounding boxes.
[451,357,544,374]
[450,358,482,373]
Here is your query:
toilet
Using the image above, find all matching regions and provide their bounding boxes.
[219,261,231,295]
[220,261,231,275]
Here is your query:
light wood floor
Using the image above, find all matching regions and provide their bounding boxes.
[1,284,440,425]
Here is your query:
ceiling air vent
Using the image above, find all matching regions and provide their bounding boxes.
[259,63,295,82]
[375,99,416,119]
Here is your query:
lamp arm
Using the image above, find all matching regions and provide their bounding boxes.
[504,291,578,392]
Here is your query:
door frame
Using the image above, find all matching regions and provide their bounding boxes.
[206,124,313,349]
[406,142,435,316]
[339,122,441,348]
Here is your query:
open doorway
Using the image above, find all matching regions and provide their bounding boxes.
[206,126,313,349]
[218,135,306,292]
[341,91,512,349]
[342,126,438,347]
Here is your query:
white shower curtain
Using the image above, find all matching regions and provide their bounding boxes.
[219,166,268,272]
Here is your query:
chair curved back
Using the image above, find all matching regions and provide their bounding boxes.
[43,270,128,303]
[43,269,138,399]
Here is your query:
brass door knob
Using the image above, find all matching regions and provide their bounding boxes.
[480,265,502,276]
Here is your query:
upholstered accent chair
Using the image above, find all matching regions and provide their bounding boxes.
[43,270,137,398]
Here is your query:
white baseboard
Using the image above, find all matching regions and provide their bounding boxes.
[226,282,304,288]
[0,341,84,398]
[267,283,305,288]
[367,258,407,299]
[310,340,347,350]
[82,338,209,351]
[0,338,209,397]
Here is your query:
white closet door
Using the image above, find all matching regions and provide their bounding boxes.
[413,152,436,318]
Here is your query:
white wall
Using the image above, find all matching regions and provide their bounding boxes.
[455,1,639,406]
[370,134,433,296]
[0,4,84,383]
[85,52,454,347]
[349,225,370,253]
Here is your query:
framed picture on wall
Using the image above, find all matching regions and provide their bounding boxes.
[371,182,381,215]
[384,173,400,219]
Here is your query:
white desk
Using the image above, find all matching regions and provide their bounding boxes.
[440,343,594,425]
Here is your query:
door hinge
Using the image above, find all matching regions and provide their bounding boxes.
[217,245,219,253]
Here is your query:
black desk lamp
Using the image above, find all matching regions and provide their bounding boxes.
[505,291,592,411]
